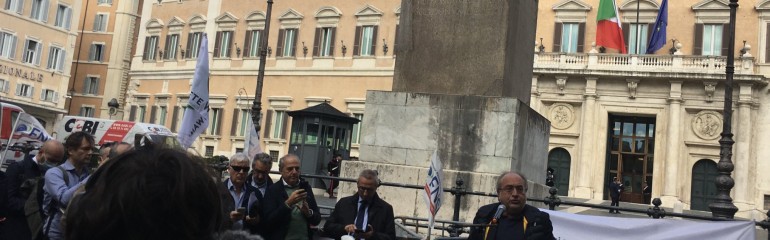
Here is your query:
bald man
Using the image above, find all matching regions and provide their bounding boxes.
[3,140,64,240]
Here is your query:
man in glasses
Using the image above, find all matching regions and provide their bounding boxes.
[323,169,396,240]
[219,153,259,231]
[246,152,274,235]
[468,171,555,240]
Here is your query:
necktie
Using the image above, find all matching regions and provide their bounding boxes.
[355,201,368,231]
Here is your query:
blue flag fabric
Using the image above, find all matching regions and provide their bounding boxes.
[646,0,668,54]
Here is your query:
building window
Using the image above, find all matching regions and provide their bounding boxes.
[208,108,222,135]
[143,36,159,60]
[269,150,279,162]
[54,4,72,30]
[214,31,233,58]
[23,39,42,65]
[313,27,335,57]
[238,109,250,136]
[4,0,23,14]
[83,76,99,95]
[278,29,297,57]
[79,107,95,117]
[235,148,243,153]
[30,0,49,22]
[271,110,286,139]
[97,0,112,4]
[185,32,203,59]
[137,105,146,122]
[93,13,108,32]
[561,23,580,53]
[355,26,377,56]
[0,79,9,93]
[205,146,214,157]
[47,46,65,72]
[351,113,363,144]
[244,30,262,58]
[0,32,17,59]
[628,24,649,55]
[15,83,33,98]
[88,43,105,62]
[157,106,167,125]
[164,34,179,60]
[40,89,58,103]
[702,24,723,56]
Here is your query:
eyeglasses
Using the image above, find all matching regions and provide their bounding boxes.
[231,166,250,173]
[498,185,527,195]
[358,186,376,193]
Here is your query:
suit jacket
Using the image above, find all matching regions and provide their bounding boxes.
[468,203,555,240]
[609,182,623,199]
[219,179,259,231]
[262,177,321,240]
[323,193,396,240]
[3,155,47,240]
[246,176,273,235]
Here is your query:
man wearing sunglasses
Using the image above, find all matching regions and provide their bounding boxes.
[220,153,259,231]
[323,169,396,240]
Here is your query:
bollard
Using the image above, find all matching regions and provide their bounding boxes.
[543,187,561,210]
[646,198,666,219]
[449,178,465,237]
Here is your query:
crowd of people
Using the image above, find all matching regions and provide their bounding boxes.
[0,131,559,240]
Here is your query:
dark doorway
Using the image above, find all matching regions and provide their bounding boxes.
[605,115,655,203]
[547,148,571,196]
[691,159,718,211]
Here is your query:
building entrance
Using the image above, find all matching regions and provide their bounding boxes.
[605,115,655,204]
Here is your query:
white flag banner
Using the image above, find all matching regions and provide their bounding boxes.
[1,112,52,165]
[422,150,444,229]
[243,111,262,160]
[545,209,756,240]
[177,34,210,149]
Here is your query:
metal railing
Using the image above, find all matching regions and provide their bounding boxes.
[289,171,770,239]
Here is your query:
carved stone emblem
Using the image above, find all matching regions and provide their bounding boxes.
[549,103,575,130]
[691,111,722,140]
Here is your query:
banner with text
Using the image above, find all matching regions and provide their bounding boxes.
[545,209,756,240]
[177,34,210,149]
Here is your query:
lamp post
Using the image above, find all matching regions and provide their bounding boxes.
[107,98,119,119]
[708,0,739,219]
[251,0,274,135]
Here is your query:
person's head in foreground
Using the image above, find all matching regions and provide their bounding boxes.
[64,145,222,240]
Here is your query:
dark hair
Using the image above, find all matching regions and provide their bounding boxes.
[64,131,95,152]
[65,146,222,240]
[108,142,132,159]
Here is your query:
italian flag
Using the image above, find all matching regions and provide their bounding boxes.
[596,0,627,53]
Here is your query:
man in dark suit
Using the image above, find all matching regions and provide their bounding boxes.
[468,172,555,240]
[3,140,63,240]
[262,154,321,240]
[324,169,395,240]
[246,152,274,235]
[608,177,623,213]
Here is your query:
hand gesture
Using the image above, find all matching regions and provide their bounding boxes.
[344,224,356,234]
[285,189,307,207]
[229,210,244,222]
[362,224,374,239]
[300,200,311,216]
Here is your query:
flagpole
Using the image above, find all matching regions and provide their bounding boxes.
[0,114,22,166]
[251,0,274,136]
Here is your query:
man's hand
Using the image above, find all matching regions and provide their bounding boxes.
[344,224,356,234]
[244,215,259,225]
[229,210,244,222]
[361,224,374,239]
[285,189,307,207]
[300,200,311,216]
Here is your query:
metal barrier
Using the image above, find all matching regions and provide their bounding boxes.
[279,171,770,239]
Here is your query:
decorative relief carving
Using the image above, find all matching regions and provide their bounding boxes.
[627,79,639,99]
[555,76,567,95]
[549,103,575,130]
[691,110,722,140]
[704,81,716,102]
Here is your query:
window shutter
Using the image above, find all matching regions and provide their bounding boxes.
[693,24,703,56]
[243,30,251,57]
[22,40,29,62]
[9,35,17,59]
[647,23,654,50]
[393,25,399,54]
[280,112,288,139]
[149,106,157,123]
[46,46,54,69]
[312,27,321,57]
[52,91,58,103]
[34,43,41,65]
[553,22,562,52]
[353,26,362,56]
[40,89,45,99]
[171,106,179,131]
[99,45,105,61]
[64,8,72,30]
[329,27,336,56]
[94,78,100,94]
[129,105,137,121]
[3,81,9,93]
[230,109,239,136]
[163,35,171,59]
[263,110,272,138]
[290,29,297,57]
[577,23,585,53]
[371,26,379,55]
[83,77,90,93]
[93,14,99,31]
[15,84,21,96]
[57,49,66,71]
[16,0,23,13]
[721,24,729,57]
[276,29,285,57]
[216,109,223,135]
[622,23,630,53]
[185,33,193,58]
[213,31,222,58]
[226,31,234,58]
[766,23,770,63]
[256,30,263,54]
[41,0,49,22]
[143,37,151,60]
[29,86,34,97]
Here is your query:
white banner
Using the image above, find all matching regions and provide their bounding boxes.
[177,33,210,149]
[545,209,756,240]
[422,150,444,229]
[243,111,262,160]
[1,112,52,165]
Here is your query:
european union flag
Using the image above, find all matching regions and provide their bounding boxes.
[646,0,668,54]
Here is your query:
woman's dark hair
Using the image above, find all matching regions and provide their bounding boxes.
[65,145,223,240]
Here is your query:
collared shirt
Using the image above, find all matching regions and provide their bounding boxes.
[42,160,90,240]
[250,178,268,197]
[227,179,246,208]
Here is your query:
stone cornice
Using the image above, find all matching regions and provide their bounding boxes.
[533,68,767,86]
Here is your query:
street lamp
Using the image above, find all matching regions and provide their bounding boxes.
[709,0,739,219]
[251,0,274,135]
[107,98,120,119]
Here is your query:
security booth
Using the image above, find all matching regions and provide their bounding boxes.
[287,103,359,188]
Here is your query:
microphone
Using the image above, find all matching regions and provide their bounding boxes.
[492,204,506,224]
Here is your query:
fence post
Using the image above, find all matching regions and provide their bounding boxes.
[646,198,666,219]
[543,187,561,210]
[449,177,465,237]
